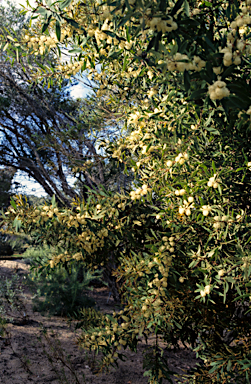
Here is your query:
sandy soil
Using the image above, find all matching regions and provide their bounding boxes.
[0,259,201,384]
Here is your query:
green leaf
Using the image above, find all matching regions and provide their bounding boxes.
[3,42,9,52]
[42,20,51,33]
[122,55,128,71]
[64,17,80,29]
[183,0,190,16]
[179,18,201,27]
[170,0,184,16]
[204,1,212,6]
[56,20,61,41]
[147,35,157,52]
[51,195,56,207]
[221,65,236,80]
[189,89,207,100]
[202,36,216,51]
[10,199,17,210]
[226,95,248,109]
[68,48,82,53]
[59,0,72,10]
[184,70,190,92]
[37,7,48,16]
[117,13,133,29]
[13,217,22,232]
[208,364,221,374]
[159,0,166,12]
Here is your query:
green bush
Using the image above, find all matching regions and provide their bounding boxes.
[8,233,31,254]
[0,233,13,256]
[24,245,104,316]
[74,307,105,331]
[0,274,26,322]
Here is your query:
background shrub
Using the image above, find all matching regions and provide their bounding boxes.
[24,245,104,316]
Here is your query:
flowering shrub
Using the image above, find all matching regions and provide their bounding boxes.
[2,0,251,382]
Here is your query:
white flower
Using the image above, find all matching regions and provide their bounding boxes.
[179,277,185,283]
[201,205,211,216]
[200,290,206,297]
[204,285,210,295]
[142,145,148,154]
[213,222,222,229]
[185,208,191,216]
[208,80,230,101]
[179,207,185,215]
[218,269,225,277]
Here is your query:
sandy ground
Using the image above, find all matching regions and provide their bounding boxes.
[0,259,201,384]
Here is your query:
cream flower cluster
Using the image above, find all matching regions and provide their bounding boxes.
[175,152,189,165]
[200,284,211,297]
[129,184,150,200]
[208,80,230,101]
[174,188,186,196]
[24,34,57,55]
[220,44,242,66]
[167,53,206,72]
[100,5,114,21]
[166,160,173,167]
[207,174,221,188]
[161,236,177,255]
[200,205,212,216]
[178,197,194,216]
[128,111,142,125]
[230,10,251,29]
[4,201,113,259]
[213,215,226,230]
[128,128,143,142]
[57,60,85,77]
[145,16,178,33]
[88,21,133,51]
[148,87,158,98]
[49,251,72,268]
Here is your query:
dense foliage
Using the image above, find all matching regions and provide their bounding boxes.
[2,0,251,383]
[24,245,103,316]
